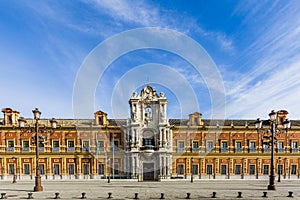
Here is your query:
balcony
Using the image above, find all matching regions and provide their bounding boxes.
[249,148,257,153]
[220,148,229,153]
[176,147,186,152]
[6,147,14,152]
[192,147,200,152]
[52,147,60,152]
[206,148,214,153]
[81,147,90,152]
[38,147,45,152]
[263,148,271,153]
[97,147,105,152]
[277,148,285,153]
[140,145,155,153]
[22,147,30,152]
[67,147,75,152]
[291,148,299,153]
[235,148,243,153]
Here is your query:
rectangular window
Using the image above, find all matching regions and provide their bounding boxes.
[68,140,75,147]
[263,165,269,175]
[22,140,30,152]
[53,164,59,175]
[292,141,298,148]
[249,165,255,175]
[23,140,29,147]
[82,140,90,151]
[235,141,242,152]
[9,164,14,174]
[177,141,185,152]
[178,164,184,175]
[192,141,199,148]
[207,164,213,175]
[207,141,213,148]
[249,142,256,152]
[192,141,199,152]
[221,165,227,175]
[178,141,184,148]
[278,141,284,148]
[235,165,241,175]
[24,164,30,175]
[192,164,198,175]
[221,141,228,152]
[235,141,242,149]
[250,142,256,148]
[53,140,59,147]
[221,141,228,148]
[52,140,60,152]
[206,141,214,152]
[98,141,105,151]
[40,164,45,175]
[291,165,297,175]
[69,164,75,175]
[8,140,14,147]
[98,164,104,175]
[144,139,153,145]
[83,164,89,175]
[83,140,89,147]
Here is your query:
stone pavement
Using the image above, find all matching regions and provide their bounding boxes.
[0,179,299,199]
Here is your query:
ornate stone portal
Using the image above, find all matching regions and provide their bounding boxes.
[124,85,172,181]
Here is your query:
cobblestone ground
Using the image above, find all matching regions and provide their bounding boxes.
[0,179,299,199]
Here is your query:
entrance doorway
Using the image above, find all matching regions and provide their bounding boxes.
[143,163,154,181]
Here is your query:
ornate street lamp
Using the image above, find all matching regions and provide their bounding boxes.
[12,157,17,183]
[255,110,291,190]
[18,108,56,192]
[191,157,194,183]
[278,157,282,182]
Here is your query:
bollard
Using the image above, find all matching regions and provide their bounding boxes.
[287,191,293,197]
[237,192,242,198]
[262,192,268,198]
[134,193,139,199]
[160,193,165,199]
[108,192,112,199]
[81,192,87,199]
[27,192,34,199]
[211,192,216,198]
[107,176,110,183]
[186,193,191,199]
[0,193,7,199]
[54,192,60,199]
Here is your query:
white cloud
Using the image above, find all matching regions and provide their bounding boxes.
[226,1,300,119]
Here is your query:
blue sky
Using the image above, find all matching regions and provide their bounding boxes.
[1,0,300,120]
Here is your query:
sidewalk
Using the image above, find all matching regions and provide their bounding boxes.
[0,179,299,199]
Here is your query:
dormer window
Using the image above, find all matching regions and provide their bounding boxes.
[98,116,103,125]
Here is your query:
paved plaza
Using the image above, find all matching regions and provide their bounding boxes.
[0,179,300,199]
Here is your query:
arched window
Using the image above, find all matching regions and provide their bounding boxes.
[144,107,152,119]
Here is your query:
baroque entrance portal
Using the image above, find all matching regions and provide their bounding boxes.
[143,163,154,181]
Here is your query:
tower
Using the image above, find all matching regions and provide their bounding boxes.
[124,85,172,181]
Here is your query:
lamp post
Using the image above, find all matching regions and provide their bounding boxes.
[278,157,282,182]
[191,157,194,183]
[255,110,291,190]
[12,157,17,183]
[18,108,57,192]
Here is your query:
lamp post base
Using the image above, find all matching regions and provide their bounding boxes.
[267,185,276,190]
[34,176,43,192]
[34,185,43,192]
[13,175,17,183]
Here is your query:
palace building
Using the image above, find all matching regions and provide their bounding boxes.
[1,85,300,181]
